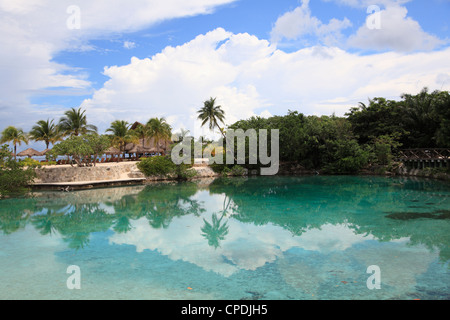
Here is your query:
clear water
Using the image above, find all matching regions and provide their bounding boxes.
[0,175,449,300]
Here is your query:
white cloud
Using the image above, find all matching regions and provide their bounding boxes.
[270,0,352,46]
[79,27,450,136]
[271,0,446,53]
[348,5,446,52]
[0,0,449,142]
[109,210,374,277]
[0,0,238,132]
[322,0,412,8]
[123,41,136,49]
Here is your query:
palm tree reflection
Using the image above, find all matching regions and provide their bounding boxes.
[201,213,229,249]
[201,194,233,249]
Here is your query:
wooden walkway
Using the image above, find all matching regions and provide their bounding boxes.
[397,148,450,168]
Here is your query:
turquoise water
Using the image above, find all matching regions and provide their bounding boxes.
[0,175,449,300]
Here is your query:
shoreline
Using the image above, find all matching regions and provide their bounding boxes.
[26,160,450,192]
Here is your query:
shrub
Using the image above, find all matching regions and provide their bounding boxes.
[19,158,41,168]
[230,165,246,176]
[137,156,176,177]
[137,156,197,180]
[0,145,37,196]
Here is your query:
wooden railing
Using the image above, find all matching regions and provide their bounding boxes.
[397,148,450,161]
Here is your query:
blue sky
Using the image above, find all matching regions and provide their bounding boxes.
[1,0,449,150]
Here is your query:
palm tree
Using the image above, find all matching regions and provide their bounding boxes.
[0,126,29,159]
[106,120,137,156]
[197,97,226,138]
[146,117,172,155]
[401,88,441,147]
[131,123,147,148]
[173,128,190,143]
[58,107,97,137]
[29,119,62,149]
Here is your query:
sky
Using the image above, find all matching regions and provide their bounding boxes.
[1,0,449,151]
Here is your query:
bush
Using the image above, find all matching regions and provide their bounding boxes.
[19,158,41,168]
[230,165,246,176]
[0,145,37,196]
[137,156,197,180]
[137,156,177,177]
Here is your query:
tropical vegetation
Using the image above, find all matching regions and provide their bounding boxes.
[0,126,29,160]
[0,88,449,195]
[0,145,36,196]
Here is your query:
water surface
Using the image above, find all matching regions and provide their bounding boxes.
[0,176,449,300]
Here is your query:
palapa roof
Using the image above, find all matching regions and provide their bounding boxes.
[128,144,166,154]
[124,137,170,153]
[17,148,42,157]
[105,146,121,154]
[39,148,51,156]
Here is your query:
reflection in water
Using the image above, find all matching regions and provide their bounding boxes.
[0,176,449,300]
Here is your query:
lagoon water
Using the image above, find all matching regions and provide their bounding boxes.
[0,176,449,300]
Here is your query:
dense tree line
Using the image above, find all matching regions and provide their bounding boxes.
[228,88,450,174]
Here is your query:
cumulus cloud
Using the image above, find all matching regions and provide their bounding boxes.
[79,27,450,135]
[0,0,449,142]
[270,0,352,46]
[348,5,446,52]
[109,211,374,277]
[0,0,238,131]
[271,0,446,53]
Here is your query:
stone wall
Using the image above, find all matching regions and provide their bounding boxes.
[34,162,145,184]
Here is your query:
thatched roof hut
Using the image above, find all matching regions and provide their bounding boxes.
[105,147,121,154]
[128,145,152,154]
[125,137,170,154]
[17,148,42,158]
[39,148,51,156]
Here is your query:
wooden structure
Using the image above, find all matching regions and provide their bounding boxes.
[397,148,450,169]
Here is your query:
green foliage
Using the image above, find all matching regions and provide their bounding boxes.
[197,97,226,136]
[0,126,29,159]
[346,98,407,145]
[370,133,402,166]
[85,134,111,160]
[228,111,369,173]
[146,117,172,154]
[51,134,110,167]
[58,107,97,137]
[18,158,42,168]
[106,120,137,154]
[137,156,197,180]
[137,156,177,176]
[0,145,37,196]
[29,119,62,149]
[230,165,246,176]
[347,88,450,148]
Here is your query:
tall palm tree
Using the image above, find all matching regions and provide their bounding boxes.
[197,97,226,138]
[106,120,137,156]
[0,126,29,159]
[58,107,97,137]
[131,123,148,148]
[146,117,172,155]
[173,128,190,143]
[29,119,62,149]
